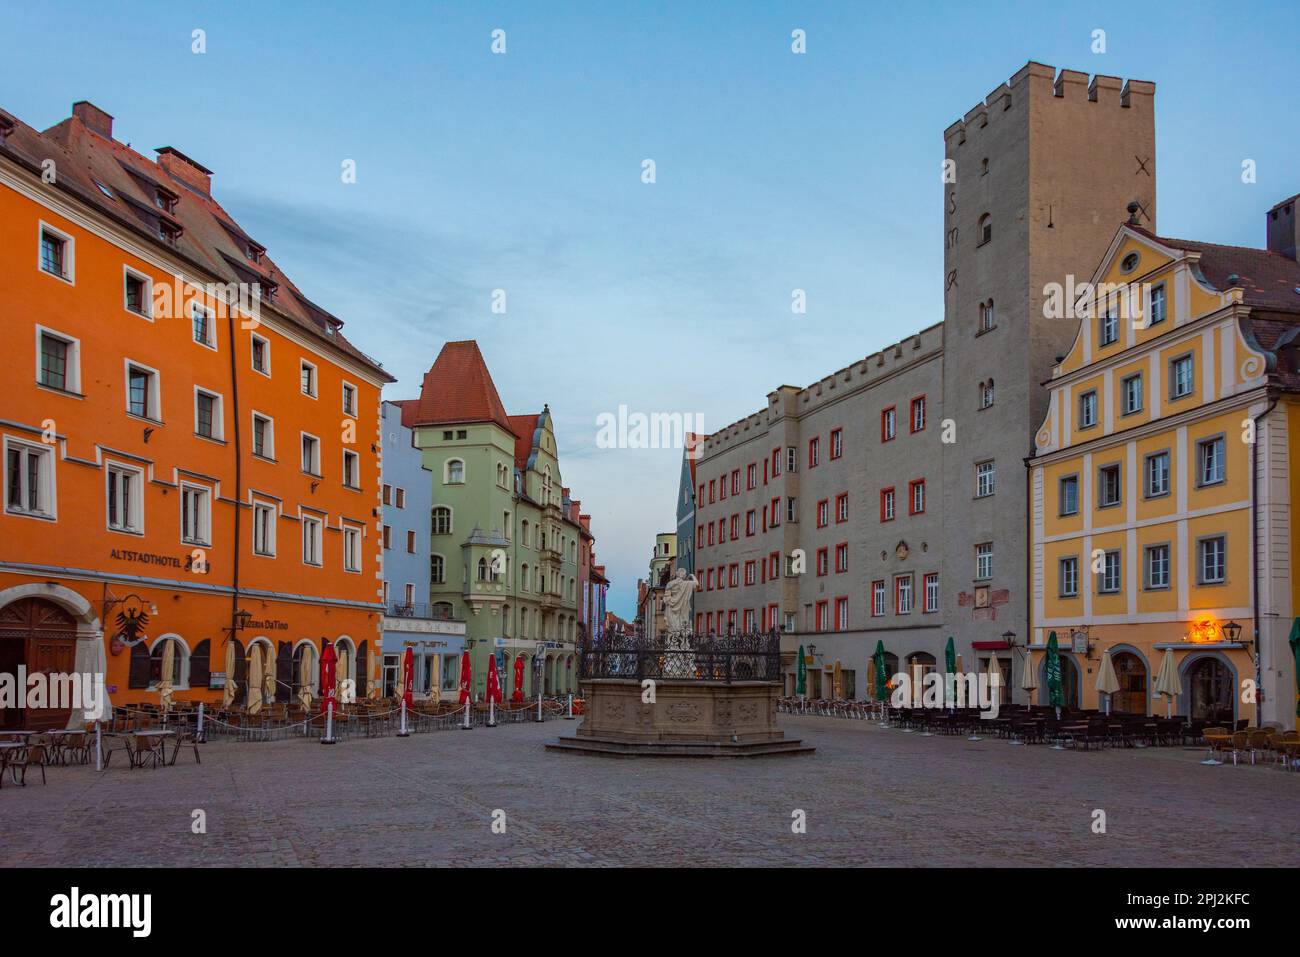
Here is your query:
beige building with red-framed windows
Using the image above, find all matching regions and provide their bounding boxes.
[0,101,393,729]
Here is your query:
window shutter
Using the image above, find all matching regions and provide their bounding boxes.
[190,639,211,688]
[275,642,292,703]
[128,643,151,689]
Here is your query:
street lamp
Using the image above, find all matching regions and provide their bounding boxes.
[1221,620,1243,644]
[1001,630,1016,646]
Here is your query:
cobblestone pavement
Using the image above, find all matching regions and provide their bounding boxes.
[1,716,1296,867]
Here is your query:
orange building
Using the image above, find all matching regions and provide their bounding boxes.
[0,101,393,729]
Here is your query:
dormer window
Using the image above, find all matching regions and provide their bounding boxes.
[159,220,182,246]
[246,241,265,264]
[154,186,178,213]
[93,180,114,199]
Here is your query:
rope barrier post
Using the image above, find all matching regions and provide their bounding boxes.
[565,693,574,720]
[95,720,102,773]
[487,698,497,728]
[460,700,472,730]
[321,700,338,745]
[196,703,205,742]
[397,699,409,737]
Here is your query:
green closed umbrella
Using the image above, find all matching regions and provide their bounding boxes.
[1289,618,1300,718]
[796,645,807,698]
[873,640,889,702]
[1045,630,1065,717]
[943,636,957,709]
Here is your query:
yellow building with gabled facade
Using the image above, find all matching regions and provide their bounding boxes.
[1027,197,1300,729]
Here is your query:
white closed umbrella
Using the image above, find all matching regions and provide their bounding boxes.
[1154,649,1179,718]
[84,636,111,724]
[336,645,351,701]
[262,649,276,707]
[298,650,314,710]
[247,643,263,715]
[159,639,175,714]
[1096,650,1120,715]
[1021,652,1039,701]
[222,640,238,708]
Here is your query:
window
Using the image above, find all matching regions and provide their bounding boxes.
[895,575,913,614]
[301,433,320,475]
[38,328,79,392]
[1145,544,1170,590]
[745,561,756,586]
[1122,373,1143,415]
[977,213,992,245]
[1197,436,1225,486]
[975,542,993,581]
[835,543,848,573]
[871,580,886,617]
[1099,302,1119,346]
[343,450,360,489]
[5,440,55,518]
[976,461,995,498]
[729,564,739,588]
[909,479,926,515]
[1059,475,1079,516]
[342,382,357,417]
[731,469,740,495]
[880,487,895,521]
[835,493,848,523]
[180,484,210,545]
[745,510,756,535]
[829,429,842,460]
[881,407,896,442]
[124,269,150,317]
[816,601,829,631]
[1098,463,1122,508]
[432,507,452,536]
[924,573,939,613]
[978,299,995,333]
[1059,557,1079,597]
[729,514,738,539]
[194,388,223,439]
[1171,354,1194,399]
[816,499,829,528]
[709,479,716,502]
[382,525,391,549]
[770,450,781,478]
[1099,550,1121,593]
[1198,536,1226,584]
[910,396,926,432]
[786,497,797,523]
[835,597,848,631]
[746,464,756,489]
[191,302,215,348]
[252,413,274,459]
[769,497,781,527]
[253,502,276,556]
[980,379,995,409]
[1079,390,1098,429]
[1145,451,1170,498]
[1149,283,1167,325]
[106,463,143,533]
[816,548,828,577]
[808,437,820,468]
[39,225,72,280]
[406,529,416,554]
[250,334,270,375]
[302,515,323,566]
[126,362,159,420]
[300,360,317,397]
[341,526,361,572]
[430,555,445,584]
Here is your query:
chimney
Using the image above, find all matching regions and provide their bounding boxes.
[155,146,212,196]
[72,101,114,139]
[1266,194,1299,261]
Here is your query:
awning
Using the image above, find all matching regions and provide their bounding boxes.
[971,641,1010,651]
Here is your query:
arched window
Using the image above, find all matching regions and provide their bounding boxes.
[477,557,489,581]
[979,298,995,333]
[430,554,445,584]
[521,563,530,592]
[431,507,451,535]
[446,459,465,484]
[980,379,995,409]
[521,520,530,547]
[432,601,454,620]
[1112,652,1148,715]
[190,639,211,688]
[978,213,992,245]
[1187,656,1234,723]
[148,637,187,688]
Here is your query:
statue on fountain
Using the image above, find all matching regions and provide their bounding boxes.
[661,568,699,677]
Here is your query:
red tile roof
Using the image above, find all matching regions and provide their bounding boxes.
[508,413,541,472]
[403,340,514,431]
[0,102,392,380]
[1135,227,1300,312]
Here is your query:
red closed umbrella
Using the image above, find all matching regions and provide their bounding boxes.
[401,647,415,709]
[319,642,337,715]
[512,655,525,703]
[458,650,472,704]
[487,653,502,705]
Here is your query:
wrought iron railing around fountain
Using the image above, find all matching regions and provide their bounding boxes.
[578,627,782,683]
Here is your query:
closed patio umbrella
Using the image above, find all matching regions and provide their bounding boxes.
[247,643,263,715]
[84,636,110,723]
[944,636,957,709]
[1021,651,1039,702]
[319,642,337,715]
[512,655,525,703]
[429,654,442,704]
[401,647,415,710]
[298,649,314,710]
[262,647,276,708]
[158,639,175,714]
[985,655,1002,708]
[873,640,889,702]
[458,650,472,704]
[223,640,237,708]
[1045,631,1064,718]
[1289,618,1300,720]
[1154,648,1179,718]
[796,645,807,697]
[336,644,351,701]
[1096,650,1120,715]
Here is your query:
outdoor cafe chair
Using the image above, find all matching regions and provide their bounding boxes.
[9,738,50,786]
[127,732,167,769]
[167,728,201,766]
[1228,730,1253,766]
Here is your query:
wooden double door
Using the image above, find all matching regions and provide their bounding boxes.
[0,598,79,730]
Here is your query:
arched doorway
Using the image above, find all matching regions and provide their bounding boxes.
[0,598,77,730]
[292,642,318,707]
[1112,651,1148,715]
[1186,656,1235,724]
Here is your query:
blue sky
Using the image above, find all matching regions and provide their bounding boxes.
[5,1,1299,617]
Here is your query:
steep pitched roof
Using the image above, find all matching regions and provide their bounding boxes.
[404,340,513,431]
[508,413,542,472]
[1132,226,1300,312]
[0,102,392,380]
